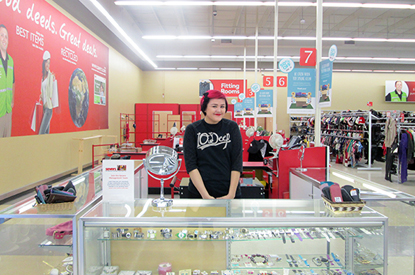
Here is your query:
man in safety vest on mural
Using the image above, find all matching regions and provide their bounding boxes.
[385,80,407,102]
[0,24,14,137]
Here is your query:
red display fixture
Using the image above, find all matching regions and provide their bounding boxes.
[272,146,328,199]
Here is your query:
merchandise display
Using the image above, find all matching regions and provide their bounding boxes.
[79,199,387,275]
[0,168,103,275]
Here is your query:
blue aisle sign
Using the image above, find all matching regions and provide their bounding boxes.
[287,69,316,114]
[319,59,333,107]
[256,90,273,117]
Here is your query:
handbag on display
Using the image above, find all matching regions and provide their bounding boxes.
[34,181,77,204]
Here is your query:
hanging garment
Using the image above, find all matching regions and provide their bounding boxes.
[384,118,397,148]
[399,133,408,183]
[385,141,398,182]
[247,139,273,161]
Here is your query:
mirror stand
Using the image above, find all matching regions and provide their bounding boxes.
[152,178,173,207]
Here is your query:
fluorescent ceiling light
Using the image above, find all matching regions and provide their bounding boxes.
[145,35,415,43]
[115,1,415,9]
[373,70,394,73]
[89,0,157,68]
[177,67,198,70]
[280,36,315,41]
[333,69,351,72]
[352,70,372,72]
[199,68,220,70]
[155,67,175,70]
[395,70,415,73]
[157,54,413,63]
[221,68,242,70]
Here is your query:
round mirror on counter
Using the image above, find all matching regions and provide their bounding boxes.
[143,146,181,207]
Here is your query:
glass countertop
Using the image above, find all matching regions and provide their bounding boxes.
[290,167,415,202]
[81,199,386,224]
[0,168,103,217]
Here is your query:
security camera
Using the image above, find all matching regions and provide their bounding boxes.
[300,18,306,24]
[213,10,217,16]
[211,38,215,42]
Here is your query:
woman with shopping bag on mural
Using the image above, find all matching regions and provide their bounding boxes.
[39,50,59,135]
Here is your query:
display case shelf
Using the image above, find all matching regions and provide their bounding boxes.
[79,199,387,275]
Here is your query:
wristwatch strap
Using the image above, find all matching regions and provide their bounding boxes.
[334,230,345,240]
[331,253,342,267]
[286,231,295,243]
[285,254,292,267]
[298,254,309,267]
[304,229,314,240]
[292,229,303,241]
[290,255,298,267]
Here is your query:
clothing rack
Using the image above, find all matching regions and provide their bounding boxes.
[392,116,415,183]
[320,110,381,171]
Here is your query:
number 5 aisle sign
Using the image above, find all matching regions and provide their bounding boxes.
[300,48,317,66]
[263,76,288,87]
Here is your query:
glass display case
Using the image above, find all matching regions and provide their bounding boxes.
[79,199,388,275]
[290,167,415,274]
[0,167,103,275]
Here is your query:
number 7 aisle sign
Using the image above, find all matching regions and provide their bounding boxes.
[300,48,316,66]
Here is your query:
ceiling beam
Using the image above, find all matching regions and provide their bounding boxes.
[175,7,189,35]
[373,13,415,38]
[232,6,244,35]
[258,6,273,33]
[152,7,166,34]
[124,8,144,36]
[278,8,301,36]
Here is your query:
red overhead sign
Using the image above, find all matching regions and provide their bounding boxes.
[263,76,287,87]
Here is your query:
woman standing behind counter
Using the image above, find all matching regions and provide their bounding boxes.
[183,90,243,199]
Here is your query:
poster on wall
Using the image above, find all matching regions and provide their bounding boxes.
[385,81,415,102]
[255,90,273,117]
[287,69,316,114]
[318,59,333,107]
[199,79,247,100]
[0,0,109,138]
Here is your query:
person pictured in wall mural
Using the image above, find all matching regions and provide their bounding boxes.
[0,24,14,138]
[39,51,58,135]
[385,81,407,102]
[183,90,243,199]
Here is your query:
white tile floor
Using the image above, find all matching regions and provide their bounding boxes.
[331,161,415,196]
[330,160,415,275]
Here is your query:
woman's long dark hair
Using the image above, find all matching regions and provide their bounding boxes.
[42,59,49,81]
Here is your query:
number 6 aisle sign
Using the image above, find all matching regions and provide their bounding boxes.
[300,48,317,66]
[263,76,287,87]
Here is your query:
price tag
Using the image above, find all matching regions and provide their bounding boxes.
[300,48,316,66]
